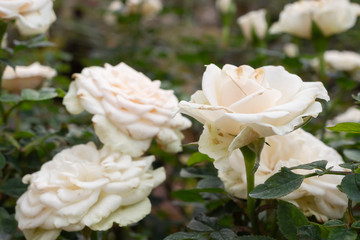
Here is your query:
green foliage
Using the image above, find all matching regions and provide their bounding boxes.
[340,174,360,203]
[277,201,309,240]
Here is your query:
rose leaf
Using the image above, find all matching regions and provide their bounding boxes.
[249,168,304,199]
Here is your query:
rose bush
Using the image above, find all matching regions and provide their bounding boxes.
[179,64,329,152]
[204,129,347,222]
[63,62,191,157]
[237,9,267,42]
[1,62,56,93]
[15,142,166,240]
[0,0,56,35]
[269,0,360,39]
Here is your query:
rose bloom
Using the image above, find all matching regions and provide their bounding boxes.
[126,0,162,17]
[216,0,232,13]
[328,107,360,126]
[104,0,124,25]
[324,50,360,72]
[212,129,347,222]
[15,142,166,240]
[237,9,267,42]
[1,62,56,93]
[0,0,56,35]
[63,62,191,157]
[283,43,299,58]
[179,64,329,152]
[269,0,360,39]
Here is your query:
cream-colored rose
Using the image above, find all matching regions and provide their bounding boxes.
[324,50,360,72]
[283,43,299,58]
[104,0,124,25]
[269,0,360,39]
[216,0,232,13]
[237,9,267,42]
[15,142,166,240]
[179,64,329,152]
[215,129,347,222]
[63,62,191,157]
[313,0,360,37]
[126,0,162,17]
[1,62,56,93]
[0,0,56,35]
[269,1,315,39]
[328,107,360,126]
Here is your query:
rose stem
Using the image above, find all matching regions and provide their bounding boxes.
[241,146,258,234]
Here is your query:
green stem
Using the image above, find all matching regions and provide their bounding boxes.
[304,170,351,179]
[241,146,258,234]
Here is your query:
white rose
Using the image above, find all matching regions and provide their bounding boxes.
[179,64,329,152]
[216,129,347,222]
[15,142,166,240]
[313,0,360,37]
[328,107,360,126]
[324,50,360,72]
[269,1,315,39]
[269,0,360,39]
[126,0,162,17]
[216,0,232,13]
[237,9,267,42]
[283,43,299,58]
[104,0,124,25]
[63,62,191,157]
[1,62,56,93]
[0,0,56,35]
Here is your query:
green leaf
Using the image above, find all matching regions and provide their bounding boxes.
[340,174,360,203]
[328,227,357,240]
[210,229,237,240]
[324,220,346,227]
[327,122,360,134]
[297,225,322,240]
[351,220,360,229]
[277,201,309,240]
[288,160,328,171]
[339,163,360,170]
[0,207,17,236]
[21,89,58,101]
[343,149,360,162]
[180,167,217,178]
[187,214,218,232]
[163,232,206,240]
[0,177,27,197]
[0,94,23,103]
[55,88,66,98]
[197,177,224,190]
[171,190,204,202]
[235,236,276,240]
[249,168,304,199]
[187,152,213,166]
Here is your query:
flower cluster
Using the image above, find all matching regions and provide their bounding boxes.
[269,0,360,39]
